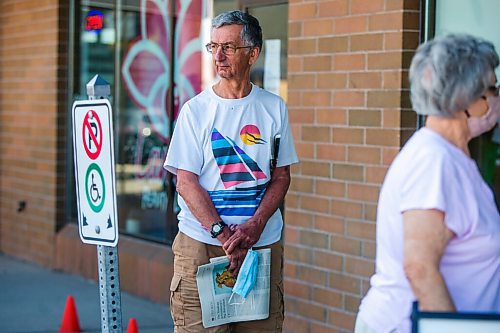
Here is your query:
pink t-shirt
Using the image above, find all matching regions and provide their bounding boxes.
[358,128,500,333]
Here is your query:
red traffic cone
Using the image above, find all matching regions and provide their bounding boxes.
[60,295,81,332]
[126,318,139,333]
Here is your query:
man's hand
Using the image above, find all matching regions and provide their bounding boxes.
[216,226,233,247]
[227,246,248,276]
[216,227,248,275]
[223,219,265,254]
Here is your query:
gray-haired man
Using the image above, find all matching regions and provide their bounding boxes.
[164,10,298,333]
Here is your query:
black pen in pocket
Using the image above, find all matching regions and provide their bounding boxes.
[270,134,281,175]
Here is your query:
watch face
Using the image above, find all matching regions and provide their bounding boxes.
[213,224,221,233]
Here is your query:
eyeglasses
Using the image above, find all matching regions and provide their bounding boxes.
[205,42,253,55]
[465,84,499,118]
[487,84,499,96]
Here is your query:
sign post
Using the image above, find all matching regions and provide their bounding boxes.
[72,74,123,332]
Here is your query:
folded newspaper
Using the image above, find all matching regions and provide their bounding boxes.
[196,248,271,328]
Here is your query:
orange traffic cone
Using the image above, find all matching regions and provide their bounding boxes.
[126,318,139,333]
[60,295,81,332]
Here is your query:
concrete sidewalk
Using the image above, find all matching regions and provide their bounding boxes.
[0,253,173,333]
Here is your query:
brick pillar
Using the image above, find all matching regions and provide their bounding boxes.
[0,0,69,266]
[284,1,420,332]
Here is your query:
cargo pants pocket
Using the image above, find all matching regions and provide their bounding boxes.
[274,282,284,330]
[170,274,185,326]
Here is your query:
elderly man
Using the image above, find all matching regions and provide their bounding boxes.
[164,10,298,333]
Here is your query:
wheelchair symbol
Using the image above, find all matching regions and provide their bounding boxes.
[85,163,105,213]
[90,173,101,202]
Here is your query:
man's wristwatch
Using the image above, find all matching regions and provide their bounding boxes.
[210,220,227,238]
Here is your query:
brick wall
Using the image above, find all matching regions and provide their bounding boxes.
[284,1,420,332]
[0,0,69,266]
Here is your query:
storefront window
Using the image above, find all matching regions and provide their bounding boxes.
[71,0,288,244]
[77,6,115,98]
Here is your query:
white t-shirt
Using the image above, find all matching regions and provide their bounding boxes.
[358,127,500,333]
[164,84,298,246]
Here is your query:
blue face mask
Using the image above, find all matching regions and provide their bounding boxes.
[228,249,259,304]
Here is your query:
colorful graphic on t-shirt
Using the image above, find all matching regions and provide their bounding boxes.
[240,125,267,145]
[211,128,267,188]
[210,128,268,217]
[208,184,267,217]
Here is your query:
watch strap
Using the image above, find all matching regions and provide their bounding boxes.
[210,220,227,238]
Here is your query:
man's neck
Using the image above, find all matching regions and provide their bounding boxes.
[213,80,252,99]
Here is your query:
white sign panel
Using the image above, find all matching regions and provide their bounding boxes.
[418,317,500,333]
[263,39,281,96]
[72,99,118,246]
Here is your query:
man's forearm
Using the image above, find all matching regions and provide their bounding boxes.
[176,170,223,233]
[250,165,291,227]
[179,184,218,227]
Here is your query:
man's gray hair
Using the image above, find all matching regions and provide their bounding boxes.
[212,10,263,51]
[409,33,499,117]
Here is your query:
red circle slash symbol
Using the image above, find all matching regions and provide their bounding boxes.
[82,110,103,160]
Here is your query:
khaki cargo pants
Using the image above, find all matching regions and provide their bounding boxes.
[170,232,284,332]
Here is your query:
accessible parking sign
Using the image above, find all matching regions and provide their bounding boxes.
[72,99,118,246]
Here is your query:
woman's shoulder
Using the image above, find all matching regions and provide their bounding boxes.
[388,129,465,180]
[403,128,468,161]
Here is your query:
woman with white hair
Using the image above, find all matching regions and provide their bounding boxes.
[356,33,500,333]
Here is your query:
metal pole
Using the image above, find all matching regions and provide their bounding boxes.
[87,74,123,333]
[97,245,123,332]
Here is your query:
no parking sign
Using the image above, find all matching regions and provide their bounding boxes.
[72,99,118,246]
